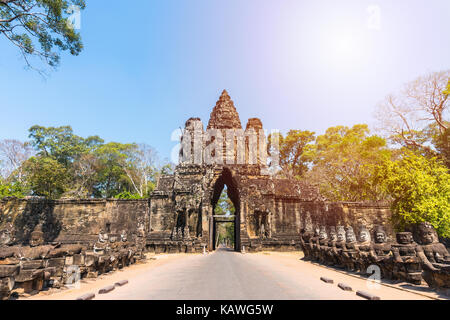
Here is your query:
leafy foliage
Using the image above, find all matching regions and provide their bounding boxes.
[376,152,450,238]
[444,79,450,96]
[214,188,235,247]
[114,191,144,200]
[268,130,315,179]
[24,156,69,199]
[214,187,235,216]
[93,142,135,198]
[0,181,27,198]
[305,124,390,201]
[0,0,86,73]
[28,125,103,166]
[216,222,234,247]
[1,125,171,200]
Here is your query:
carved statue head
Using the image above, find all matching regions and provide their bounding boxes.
[345,226,356,243]
[415,222,438,245]
[109,235,118,243]
[319,226,328,241]
[337,226,346,242]
[358,226,371,243]
[373,225,387,244]
[30,223,44,247]
[301,229,314,241]
[396,232,414,245]
[314,226,320,237]
[304,214,313,233]
[98,231,109,243]
[329,226,337,241]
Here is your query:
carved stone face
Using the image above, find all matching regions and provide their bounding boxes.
[337,226,346,242]
[397,232,413,245]
[375,232,386,244]
[419,229,435,244]
[346,227,356,243]
[314,227,320,237]
[304,214,313,233]
[98,232,109,243]
[30,231,44,247]
[319,227,328,240]
[417,222,437,245]
[373,226,387,243]
[358,229,371,243]
[329,227,337,241]
[302,231,314,241]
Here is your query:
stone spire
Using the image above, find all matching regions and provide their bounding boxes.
[207,90,242,129]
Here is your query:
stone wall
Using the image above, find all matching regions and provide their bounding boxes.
[0,196,393,253]
[246,200,392,252]
[0,198,150,246]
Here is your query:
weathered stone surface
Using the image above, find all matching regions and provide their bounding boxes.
[98,285,115,294]
[207,90,242,130]
[320,277,334,284]
[15,269,44,283]
[21,260,45,270]
[0,276,15,300]
[338,283,352,291]
[356,290,381,300]
[76,292,95,300]
[301,221,450,292]
[115,280,128,287]
[47,258,65,269]
[0,265,20,277]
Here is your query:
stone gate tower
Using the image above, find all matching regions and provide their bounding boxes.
[0,90,393,259]
[148,90,322,252]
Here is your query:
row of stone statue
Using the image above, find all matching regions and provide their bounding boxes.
[299,222,450,289]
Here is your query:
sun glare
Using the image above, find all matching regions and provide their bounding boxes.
[333,35,356,56]
[323,29,368,72]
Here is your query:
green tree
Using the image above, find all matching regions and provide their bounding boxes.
[114,191,144,200]
[94,142,135,198]
[305,124,391,201]
[216,222,235,248]
[121,143,159,198]
[0,181,27,198]
[24,156,69,199]
[66,153,100,198]
[0,0,86,73]
[28,125,103,167]
[444,79,450,96]
[268,130,315,179]
[214,187,235,216]
[376,152,450,238]
[214,188,236,247]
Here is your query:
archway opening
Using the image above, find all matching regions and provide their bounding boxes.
[213,187,235,250]
[211,168,240,251]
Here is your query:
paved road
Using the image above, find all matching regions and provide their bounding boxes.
[31,248,438,300]
[94,248,353,300]
[91,248,418,300]
[97,249,320,299]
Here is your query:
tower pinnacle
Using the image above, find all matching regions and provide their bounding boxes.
[207,90,242,129]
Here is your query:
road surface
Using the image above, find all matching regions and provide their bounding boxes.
[29,248,442,300]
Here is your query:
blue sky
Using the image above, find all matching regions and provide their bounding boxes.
[1,0,449,160]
